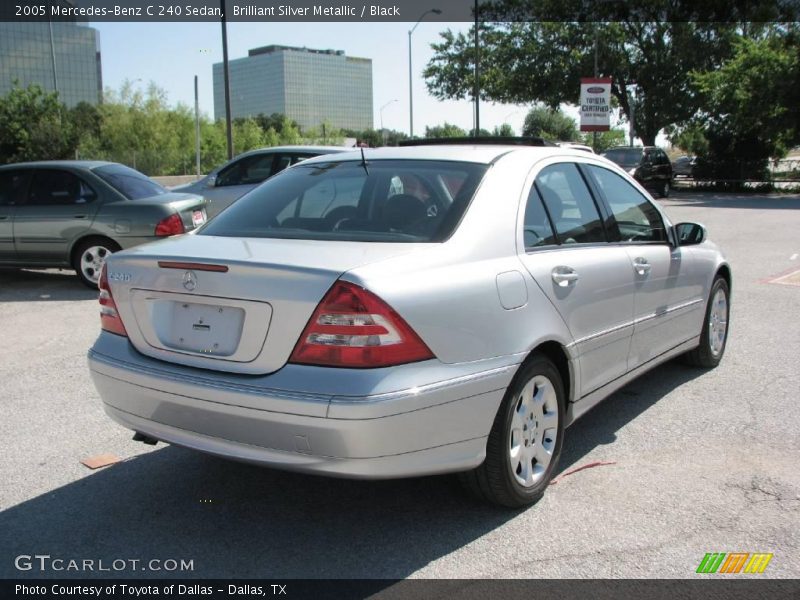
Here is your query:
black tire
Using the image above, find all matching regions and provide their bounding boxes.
[684,277,730,368]
[460,355,565,508]
[72,238,120,289]
[658,180,671,198]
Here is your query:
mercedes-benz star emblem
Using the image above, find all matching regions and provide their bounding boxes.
[183,270,197,291]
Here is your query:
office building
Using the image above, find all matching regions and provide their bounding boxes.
[213,45,373,131]
[0,20,102,106]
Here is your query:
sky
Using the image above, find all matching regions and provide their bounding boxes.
[91,21,546,136]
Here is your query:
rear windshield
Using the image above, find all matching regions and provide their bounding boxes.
[199,160,488,243]
[93,164,168,200]
[602,148,643,168]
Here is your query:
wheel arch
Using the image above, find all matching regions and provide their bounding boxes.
[521,340,575,405]
[715,263,732,297]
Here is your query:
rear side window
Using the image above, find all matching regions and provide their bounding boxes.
[200,160,488,243]
[522,186,557,248]
[0,170,28,205]
[93,164,166,200]
[535,163,606,244]
[27,170,96,205]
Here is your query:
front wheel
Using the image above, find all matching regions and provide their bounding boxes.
[684,277,730,368]
[460,355,565,508]
[73,239,120,288]
[658,180,671,198]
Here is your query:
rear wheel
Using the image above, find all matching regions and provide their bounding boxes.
[658,180,671,198]
[460,355,565,508]
[684,277,730,368]
[73,239,120,288]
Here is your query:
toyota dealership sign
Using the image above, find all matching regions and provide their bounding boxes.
[580,77,612,131]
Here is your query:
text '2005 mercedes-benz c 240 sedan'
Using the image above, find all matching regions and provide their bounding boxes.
[88,140,731,507]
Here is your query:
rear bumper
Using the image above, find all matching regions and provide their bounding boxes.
[88,333,517,479]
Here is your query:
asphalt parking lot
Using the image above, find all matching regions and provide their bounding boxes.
[1,191,798,580]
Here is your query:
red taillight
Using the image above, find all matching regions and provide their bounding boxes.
[154,213,185,236]
[98,264,127,337]
[289,281,434,368]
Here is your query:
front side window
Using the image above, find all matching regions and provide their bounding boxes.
[27,170,96,206]
[587,165,667,243]
[534,163,606,244]
[217,154,274,186]
[93,164,166,200]
[200,160,488,243]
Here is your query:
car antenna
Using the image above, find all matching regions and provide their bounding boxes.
[359,146,369,175]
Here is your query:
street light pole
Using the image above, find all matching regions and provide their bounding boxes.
[220,0,234,160]
[473,0,480,135]
[194,75,201,178]
[380,99,398,145]
[408,8,441,138]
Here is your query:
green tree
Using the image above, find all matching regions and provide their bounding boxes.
[682,31,800,182]
[424,15,745,144]
[0,83,75,163]
[493,123,515,137]
[522,106,579,141]
[581,129,627,153]
[425,122,468,138]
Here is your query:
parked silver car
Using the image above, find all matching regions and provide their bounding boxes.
[0,161,207,287]
[172,145,347,218]
[88,142,731,507]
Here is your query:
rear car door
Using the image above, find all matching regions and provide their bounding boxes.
[517,161,636,397]
[13,168,101,264]
[584,164,700,368]
[0,169,30,261]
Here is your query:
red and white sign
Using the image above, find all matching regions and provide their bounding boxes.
[579,77,612,132]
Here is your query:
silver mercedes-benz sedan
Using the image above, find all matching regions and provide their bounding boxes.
[88,141,731,507]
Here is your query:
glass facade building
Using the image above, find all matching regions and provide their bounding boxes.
[0,21,102,107]
[213,45,373,131]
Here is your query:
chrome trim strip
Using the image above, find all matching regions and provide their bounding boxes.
[89,349,331,404]
[633,297,704,326]
[566,297,704,349]
[89,349,518,407]
[329,365,517,405]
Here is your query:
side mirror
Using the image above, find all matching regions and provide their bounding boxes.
[675,222,707,246]
[206,175,217,188]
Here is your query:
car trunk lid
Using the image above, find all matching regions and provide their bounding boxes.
[104,234,424,375]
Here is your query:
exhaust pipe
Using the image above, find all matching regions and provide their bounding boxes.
[132,432,159,446]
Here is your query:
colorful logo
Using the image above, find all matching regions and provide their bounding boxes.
[696,552,773,574]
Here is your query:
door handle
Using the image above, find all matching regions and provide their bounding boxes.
[0,216,8,221]
[73,214,87,219]
[552,266,579,287]
[633,257,651,276]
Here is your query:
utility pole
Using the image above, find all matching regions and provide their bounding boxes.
[473,0,480,135]
[593,27,599,152]
[194,75,201,178]
[48,20,59,98]
[220,0,233,159]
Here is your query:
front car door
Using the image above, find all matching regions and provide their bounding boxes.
[517,161,636,397]
[13,168,100,265]
[0,169,30,262]
[203,152,277,217]
[584,164,701,368]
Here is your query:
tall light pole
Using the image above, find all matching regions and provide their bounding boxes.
[473,0,480,135]
[408,8,441,138]
[380,98,398,145]
[220,0,233,160]
[194,75,201,178]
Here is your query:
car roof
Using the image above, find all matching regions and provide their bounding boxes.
[0,160,116,170]
[236,145,348,158]
[297,144,596,166]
